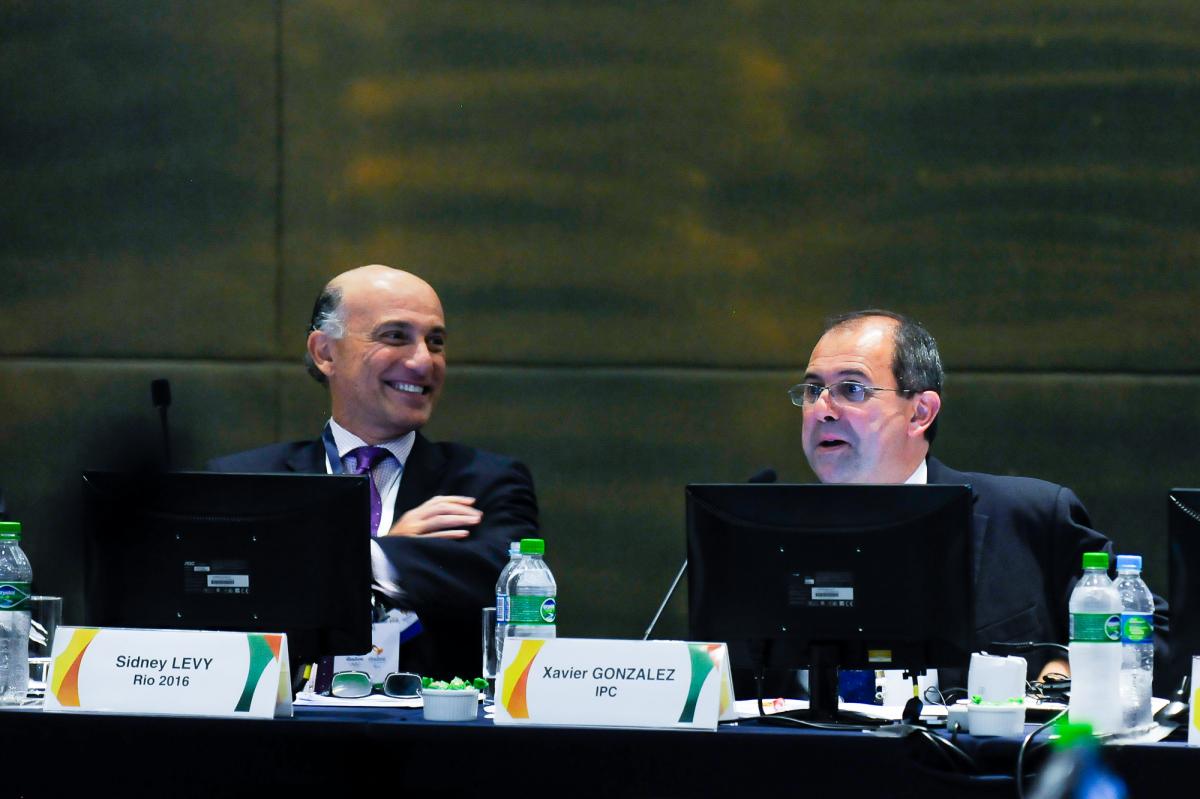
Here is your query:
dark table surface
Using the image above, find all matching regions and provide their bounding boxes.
[0,703,1194,798]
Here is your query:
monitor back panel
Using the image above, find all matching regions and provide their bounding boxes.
[83,471,373,659]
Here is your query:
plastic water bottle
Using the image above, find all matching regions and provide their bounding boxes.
[1028,721,1128,799]
[0,521,33,705]
[1113,554,1154,733]
[493,541,523,666]
[1068,551,1122,735]
[504,538,556,641]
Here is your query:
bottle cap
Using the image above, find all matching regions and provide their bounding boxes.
[1115,554,1142,572]
[0,521,21,540]
[1052,721,1097,748]
[519,538,545,555]
[1081,551,1108,571]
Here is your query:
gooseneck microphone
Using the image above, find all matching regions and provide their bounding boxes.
[151,378,173,470]
[641,467,777,640]
[746,468,778,485]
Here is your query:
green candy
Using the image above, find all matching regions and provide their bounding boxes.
[421,675,487,691]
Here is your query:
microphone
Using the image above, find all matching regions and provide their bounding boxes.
[642,467,778,640]
[151,378,172,470]
[747,467,777,484]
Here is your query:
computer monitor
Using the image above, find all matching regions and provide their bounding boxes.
[686,483,974,721]
[1167,488,1200,694]
[83,471,373,671]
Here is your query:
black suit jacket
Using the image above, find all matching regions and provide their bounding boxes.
[928,457,1169,685]
[209,433,539,678]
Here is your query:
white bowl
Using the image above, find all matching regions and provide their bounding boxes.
[420,688,480,722]
[966,702,1026,737]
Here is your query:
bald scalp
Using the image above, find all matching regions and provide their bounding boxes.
[304,264,443,384]
[328,264,438,303]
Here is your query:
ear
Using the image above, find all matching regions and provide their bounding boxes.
[307,330,336,379]
[908,390,941,439]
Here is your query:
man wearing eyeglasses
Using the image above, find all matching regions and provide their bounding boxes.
[791,310,1167,683]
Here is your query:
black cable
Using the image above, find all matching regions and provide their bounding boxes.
[1028,676,1071,703]
[1015,709,1067,799]
[924,685,967,706]
[915,727,961,771]
[923,685,946,706]
[914,727,979,774]
[989,641,1070,656]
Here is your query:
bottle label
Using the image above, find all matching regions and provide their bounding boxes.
[495,595,508,624]
[1070,612,1121,643]
[0,581,30,610]
[510,595,557,625]
[1121,612,1154,644]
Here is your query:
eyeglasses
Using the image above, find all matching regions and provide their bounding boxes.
[329,670,422,699]
[788,381,914,407]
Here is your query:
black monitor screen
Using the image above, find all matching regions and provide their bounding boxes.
[83,471,373,668]
[687,483,974,680]
[1167,488,1200,692]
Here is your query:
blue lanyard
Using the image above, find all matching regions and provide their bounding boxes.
[321,422,344,475]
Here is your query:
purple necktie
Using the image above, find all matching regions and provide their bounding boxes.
[346,446,392,536]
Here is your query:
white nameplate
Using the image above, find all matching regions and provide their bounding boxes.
[43,627,293,719]
[493,638,735,730]
[1190,655,1200,746]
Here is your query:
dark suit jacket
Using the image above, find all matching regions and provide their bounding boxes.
[928,457,1169,685]
[741,458,1170,698]
[209,433,539,679]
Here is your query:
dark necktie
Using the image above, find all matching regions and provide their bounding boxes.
[346,446,392,536]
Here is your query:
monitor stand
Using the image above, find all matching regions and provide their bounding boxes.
[757,643,889,728]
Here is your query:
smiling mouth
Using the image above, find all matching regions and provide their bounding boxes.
[386,381,429,395]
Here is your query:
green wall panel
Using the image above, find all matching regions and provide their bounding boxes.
[0,2,278,358]
[279,0,1200,371]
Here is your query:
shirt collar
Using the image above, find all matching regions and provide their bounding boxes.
[327,418,416,469]
[904,459,928,485]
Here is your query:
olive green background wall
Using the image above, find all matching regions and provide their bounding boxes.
[3,2,1198,638]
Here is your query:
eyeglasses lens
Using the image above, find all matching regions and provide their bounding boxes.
[330,671,373,698]
[383,672,422,698]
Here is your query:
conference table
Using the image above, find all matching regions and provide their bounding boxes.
[1,703,1194,797]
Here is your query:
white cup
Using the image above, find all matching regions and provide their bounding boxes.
[967,653,1026,704]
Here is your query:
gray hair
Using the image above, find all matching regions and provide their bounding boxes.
[304,285,345,384]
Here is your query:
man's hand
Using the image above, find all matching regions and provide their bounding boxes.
[386,495,481,539]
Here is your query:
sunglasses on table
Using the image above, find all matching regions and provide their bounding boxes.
[329,670,423,699]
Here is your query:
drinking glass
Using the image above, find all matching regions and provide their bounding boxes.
[27,595,62,698]
[481,607,497,701]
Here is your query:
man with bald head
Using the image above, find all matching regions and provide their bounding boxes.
[793,310,1166,684]
[212,265,538,677]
